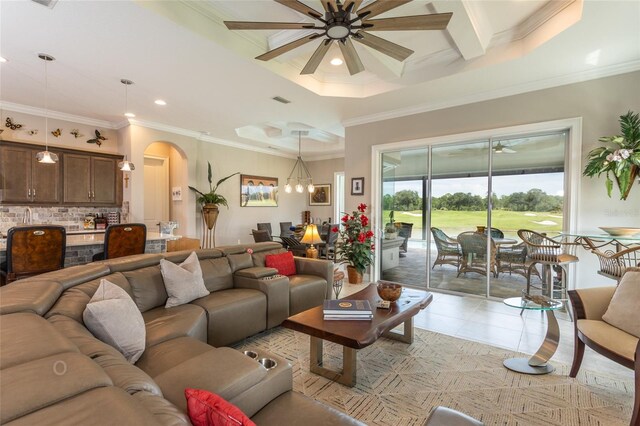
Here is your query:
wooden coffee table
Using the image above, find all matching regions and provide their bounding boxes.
[282,283,432,387]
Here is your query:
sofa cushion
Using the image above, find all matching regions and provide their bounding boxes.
[577,319,639,362]
[143,304,207,347]
[0,352,113,424]
[160,252,209,308]
[185,389,255,426]
[228,253,253,272]
[288,275,328,315]
[83,279,146,364]
[201,257,234,292]
[153,347,268,413]
[191,290,267,347]
[602,268,640,338]
[124,265,168,312]
[252,248,286,267]
[5,387,162,426]
[0,313,78,370]
[265,252,296,276]
[135,336,213,378]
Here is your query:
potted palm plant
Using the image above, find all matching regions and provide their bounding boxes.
[584,111,640,200]
[334,203,375,283]
[189,162,239,230]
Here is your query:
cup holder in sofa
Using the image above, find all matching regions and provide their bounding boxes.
[243,350,258,359]
[258,357,277,370]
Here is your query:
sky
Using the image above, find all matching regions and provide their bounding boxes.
[384,172,564,198]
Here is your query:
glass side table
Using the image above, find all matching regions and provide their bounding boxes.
[503,296,563,375]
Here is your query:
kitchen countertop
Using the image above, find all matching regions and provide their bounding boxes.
[0,231,181,252]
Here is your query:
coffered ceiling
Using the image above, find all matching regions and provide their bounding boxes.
[0,1,638,158]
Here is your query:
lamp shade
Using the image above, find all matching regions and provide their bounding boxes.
[300,224,323,245]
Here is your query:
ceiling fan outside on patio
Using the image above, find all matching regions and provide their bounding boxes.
[223,0,453,75]
[493,142,517,154]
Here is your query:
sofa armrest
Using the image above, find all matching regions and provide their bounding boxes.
[568,286,616,321]
[234,274,290,328]
[293,257,333,300]
[235,267,279,279]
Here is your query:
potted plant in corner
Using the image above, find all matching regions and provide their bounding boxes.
[584,111,640,200]
[189,162,239,230]
[385,210,398,240]
[334,203,375,284]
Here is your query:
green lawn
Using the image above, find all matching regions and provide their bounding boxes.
[383,210,562,239]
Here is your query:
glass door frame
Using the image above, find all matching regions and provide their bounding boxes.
[370,117,582,296]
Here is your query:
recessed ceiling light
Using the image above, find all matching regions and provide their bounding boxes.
[0,56,7,63]
[124,112,136,118]
[330,57,343,66]
[154,99,167,106]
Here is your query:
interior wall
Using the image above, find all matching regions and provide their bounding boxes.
[128,125,305,245]
[306,157,344,223]
[345,70,640,288]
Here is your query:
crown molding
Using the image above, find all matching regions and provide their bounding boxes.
[342,60,640,128]
[0,101,115,129]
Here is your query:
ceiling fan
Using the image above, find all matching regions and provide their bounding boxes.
[493,142,516,154]
[224,0,452,75]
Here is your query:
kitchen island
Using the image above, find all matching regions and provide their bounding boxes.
[0,229,181,267]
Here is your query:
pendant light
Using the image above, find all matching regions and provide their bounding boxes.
[284,131,314,194]
[35,53,59,164]
[118,79,135,172]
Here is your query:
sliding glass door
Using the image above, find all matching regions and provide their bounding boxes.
[377,130,567,299]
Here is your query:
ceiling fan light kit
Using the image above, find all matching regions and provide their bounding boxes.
[224,0,452,75]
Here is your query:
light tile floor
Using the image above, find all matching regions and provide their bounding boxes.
[339,282,633,379]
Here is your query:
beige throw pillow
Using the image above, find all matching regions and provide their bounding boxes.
[602,268,640,338]
[161,251,209,308]
[83,279,146,364]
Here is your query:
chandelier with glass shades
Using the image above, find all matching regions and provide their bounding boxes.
[285,131,314,194]
[35,53,59,164]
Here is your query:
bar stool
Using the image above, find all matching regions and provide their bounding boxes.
[93,223,146,261]
[0,225,66,285]
[518,229,579,301]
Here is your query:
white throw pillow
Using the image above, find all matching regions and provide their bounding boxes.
[160,251,209,308]
[602,267,640,338]
[83,279,146,364]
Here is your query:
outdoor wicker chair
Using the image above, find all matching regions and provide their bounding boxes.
[431,227,461,271]
[397,222,414,257]
[590,245,640,282]
[457,231,498,278]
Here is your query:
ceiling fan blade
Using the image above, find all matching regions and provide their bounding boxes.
[357,0,411,20]
[363,13,453,31]
[320,0,338,13]
[225,21,317,30]
[343,0,364,13]
[274,0,323,19]
[256,34,321,61]
[301,39,333,74]
[338,38,364,75]
[503,148,517,154]
[353,31,413,61]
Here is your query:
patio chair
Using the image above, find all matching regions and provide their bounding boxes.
[484,228,504,238]
[497,242,541,280]
[397,222,413,257]
[457,231,498,278]
[431,227,461,271]
[517,229,579,300]
[590,245,640,282]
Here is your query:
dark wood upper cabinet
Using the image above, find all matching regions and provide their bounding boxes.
[0,144,61,204]
[0,141,122,207]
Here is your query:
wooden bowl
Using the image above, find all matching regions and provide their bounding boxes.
[376,281,402,302]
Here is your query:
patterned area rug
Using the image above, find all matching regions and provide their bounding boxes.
[234,327,634,425]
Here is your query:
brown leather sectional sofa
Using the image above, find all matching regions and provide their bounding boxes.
[0,241,363,425]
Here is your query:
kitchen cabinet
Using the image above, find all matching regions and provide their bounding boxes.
[0,144,61,204]
[0,141,122,207]
[63,154,121,206]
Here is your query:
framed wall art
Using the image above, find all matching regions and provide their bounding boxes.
[351,177,364,196]
[240,175,278,207]
[309,184,331,206]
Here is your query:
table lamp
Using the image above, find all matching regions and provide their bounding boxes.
[301,224,323,259]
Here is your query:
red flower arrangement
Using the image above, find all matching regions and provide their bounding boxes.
[334,203,375,274]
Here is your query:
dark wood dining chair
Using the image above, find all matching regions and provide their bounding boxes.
[93,223,147,261]
[0,225,66,285]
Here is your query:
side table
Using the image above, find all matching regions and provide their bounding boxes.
[503,296,563,375]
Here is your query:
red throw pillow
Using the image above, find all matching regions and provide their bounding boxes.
[185,388,256,426]
[265,251,296,276]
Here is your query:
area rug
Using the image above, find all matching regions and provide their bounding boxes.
[234,327,634,426]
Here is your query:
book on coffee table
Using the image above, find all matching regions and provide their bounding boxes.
[323,299,372,315]
[324,314,373,321]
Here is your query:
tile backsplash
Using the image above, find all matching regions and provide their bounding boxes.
[0,206,122,235]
